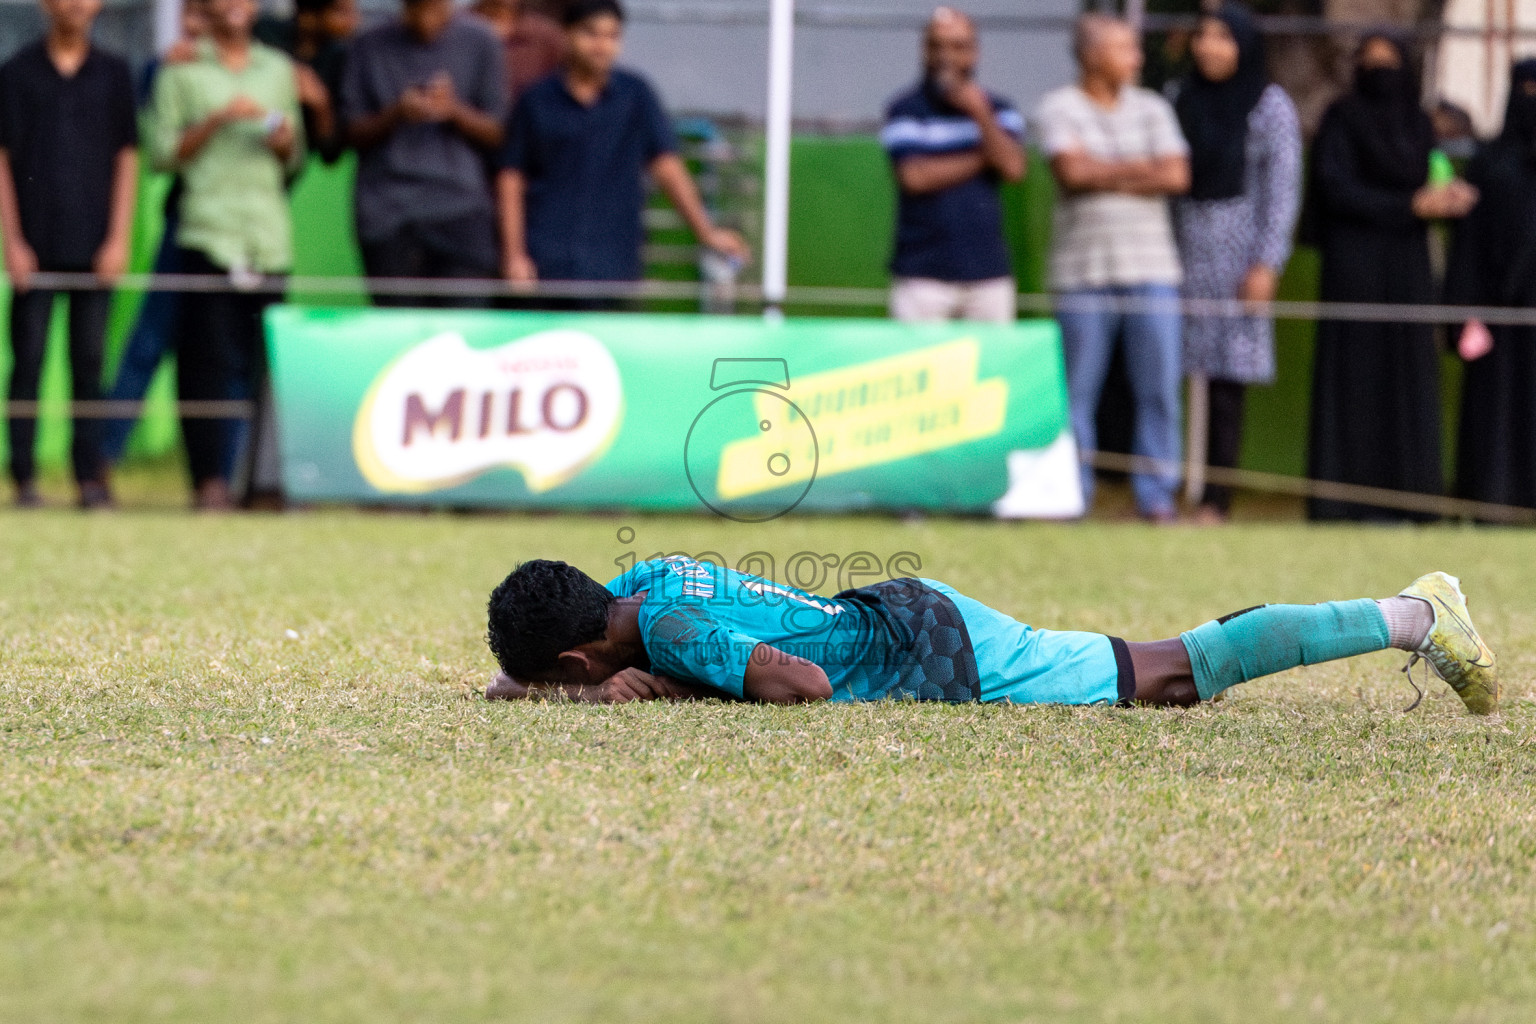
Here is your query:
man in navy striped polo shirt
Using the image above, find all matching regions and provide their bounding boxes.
[881,7,1025,324]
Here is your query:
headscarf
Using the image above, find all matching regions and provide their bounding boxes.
[1499,58,1536,160]
[1445,59,1536,307]
[1175,3,1269,201]
[1329,30,1435,190]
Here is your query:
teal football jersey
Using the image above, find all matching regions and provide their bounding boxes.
[605,556,982,702]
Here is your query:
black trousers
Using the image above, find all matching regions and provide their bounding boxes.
[176,249,283,487]
[7,286,110,486]
[358,214,499,309]
[1200,379,1247,513]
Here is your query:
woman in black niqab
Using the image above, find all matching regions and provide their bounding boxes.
[1445,60,1536,509]
[1305,32,1477,521]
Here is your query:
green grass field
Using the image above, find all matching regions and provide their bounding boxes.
[1,509,1533,1022]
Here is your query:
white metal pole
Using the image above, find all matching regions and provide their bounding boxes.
[153,0,182,52]
[1184,373,1209,507]
[762,0,795,319]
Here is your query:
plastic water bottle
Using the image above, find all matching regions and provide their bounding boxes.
[1428,148,1456,187]
[700,248,741,314]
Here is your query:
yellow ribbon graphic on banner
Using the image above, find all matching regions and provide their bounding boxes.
[717,338,1007,499]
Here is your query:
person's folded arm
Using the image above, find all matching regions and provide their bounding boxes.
[485,647,830,705]
[1050,151,1188,196]
[1129,153,1189,196]
[599,667,734,702]
[895,150,987,194]
[742,644,832,704]
[641,607,820,703]
[486,668,737,703]
[1049,150,1126,193]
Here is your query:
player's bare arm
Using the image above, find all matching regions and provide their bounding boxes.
[488,652,827,705]
[742,646,832,704]
[487,667,730,703]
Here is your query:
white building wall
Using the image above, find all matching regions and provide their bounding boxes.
[1434,0,1536,136]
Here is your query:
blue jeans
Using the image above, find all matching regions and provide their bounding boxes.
[1056,284,1182,515]
[101,225,249,477]
[103,225,183,462]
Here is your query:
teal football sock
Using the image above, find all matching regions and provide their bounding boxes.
[1180,599,1390,702]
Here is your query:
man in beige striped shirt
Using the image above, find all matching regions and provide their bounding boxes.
[1035,14,1190,522]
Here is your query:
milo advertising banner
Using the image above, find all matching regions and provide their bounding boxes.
[265,308,1083,518]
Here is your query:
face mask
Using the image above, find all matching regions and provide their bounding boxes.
[1356,65,1405,100]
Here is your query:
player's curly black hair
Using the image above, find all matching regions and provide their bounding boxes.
[486,560,615,679]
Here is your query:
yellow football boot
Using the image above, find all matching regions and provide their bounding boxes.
[1399,572,1500,715]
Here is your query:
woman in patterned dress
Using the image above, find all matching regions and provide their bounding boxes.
[1172,3,1302,523]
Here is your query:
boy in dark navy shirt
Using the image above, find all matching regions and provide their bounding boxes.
[497,0,747,296]
[882,7,1024,324]
[0,0,138,508]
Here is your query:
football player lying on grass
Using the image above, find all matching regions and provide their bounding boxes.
[484,557,1500,714]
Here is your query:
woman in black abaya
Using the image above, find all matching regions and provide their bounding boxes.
[1445,60,1536,510]
[1305,33,1477,521]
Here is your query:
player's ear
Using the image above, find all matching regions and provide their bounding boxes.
[555,648,597,684]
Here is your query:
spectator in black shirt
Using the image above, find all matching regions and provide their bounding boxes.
[0,0,138,509]
[256,0,359,163]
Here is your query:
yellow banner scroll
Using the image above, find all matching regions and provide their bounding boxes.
[717,339,1007,499]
